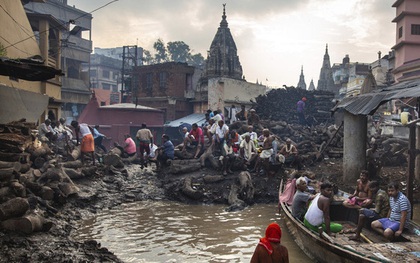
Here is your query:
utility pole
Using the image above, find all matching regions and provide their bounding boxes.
[121,45,138,103]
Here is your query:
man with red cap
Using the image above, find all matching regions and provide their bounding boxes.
[297,97,307,125]
[250,222,289,262]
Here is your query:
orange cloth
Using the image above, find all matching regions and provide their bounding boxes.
[81,134,94,153]
[258,223,282,255]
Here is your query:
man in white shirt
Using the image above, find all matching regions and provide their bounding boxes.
[240,134,258,168]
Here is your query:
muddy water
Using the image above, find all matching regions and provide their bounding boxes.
[73,201,311,262]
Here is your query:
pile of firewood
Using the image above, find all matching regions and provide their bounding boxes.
[254,87,335,125]
[0,120,98,235]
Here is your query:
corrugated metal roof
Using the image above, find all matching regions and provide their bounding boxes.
[164,113,206,127]
[333,79,420,115]
[100,103,160,111]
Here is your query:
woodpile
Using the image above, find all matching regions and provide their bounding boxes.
[0,119,101,235]
[254,87,335,125]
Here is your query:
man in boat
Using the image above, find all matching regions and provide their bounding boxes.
[304,182,343,235]
[342,170,371,209]
[371,182,411,241]
[250,222,289,263]
[291,177,315,221]
[349,181,389,241]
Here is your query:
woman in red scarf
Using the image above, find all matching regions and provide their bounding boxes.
[250,222,289,263]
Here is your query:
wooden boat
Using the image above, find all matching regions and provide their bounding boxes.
[278,179,420,263]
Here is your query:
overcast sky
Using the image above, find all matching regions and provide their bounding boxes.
[67,0,396,88]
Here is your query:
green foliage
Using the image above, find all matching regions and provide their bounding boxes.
[153,38,168,63]
[167,41,191,63]
[147,38,204,67]
[0,42,7,57]
[190,53,204,67]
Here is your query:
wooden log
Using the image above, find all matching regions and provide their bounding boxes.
[181,177,203,199]
[1,213,53,234]
[108,147,122,156]
[0,161,22,172]
[203,175,225,183]
[0,187,14,202]
[27,144,52,158]
[62,160,83,169]
[19,163,30,173]
[58,182,79,197]
[32,169,42,179]
[37,168,61,183]
[19,172,35,184]
[0,152,30,163]
[62,168,83,180]
[10,181,26,197]
[170,159,201,174]
[81,166,97,177]
[34,157,46,169]
[70,146,81,161]
[103,153,124,168]
[0,197,30,221]
[0,168,14,181]
[40,186,54,200]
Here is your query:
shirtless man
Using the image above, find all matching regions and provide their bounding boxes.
[250,222,289,263]
[251,129,273,176]
[343,170,371,209]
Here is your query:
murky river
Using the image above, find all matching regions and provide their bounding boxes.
[73,201,311,262]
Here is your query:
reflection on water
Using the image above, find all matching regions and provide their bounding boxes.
[73,201,311,263]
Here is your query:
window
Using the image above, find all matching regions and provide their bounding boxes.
[146,73,153,90]
[112,85,118,92]
[102,70,110,79]
[412,24,420,35]
[399,26,403,38]
[102,83,111,90]
[90,70,97,77]
[159,72,167,89]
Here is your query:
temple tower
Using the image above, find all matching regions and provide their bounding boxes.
[204,4,243,79]
[296,66,307,90]
[317,44,335,92]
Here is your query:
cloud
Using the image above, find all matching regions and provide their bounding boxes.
[68,0,398,88]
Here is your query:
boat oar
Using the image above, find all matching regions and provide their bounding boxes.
[318,226,335,243]
[360,233,373,244]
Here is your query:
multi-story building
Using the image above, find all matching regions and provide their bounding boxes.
[88,53,121,105]
[25,0,92,122]
[0,0,62,124]
[392,0,420,82]
[134,62,200,122]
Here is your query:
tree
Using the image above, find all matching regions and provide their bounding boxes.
[153,38,168,63]
[167,41,191,63]
[190,53,205,67]
[142,49,153,65]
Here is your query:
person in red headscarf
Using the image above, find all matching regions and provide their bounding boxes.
[250,222,289,263]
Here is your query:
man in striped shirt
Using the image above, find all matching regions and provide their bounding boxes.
[371,182,411,241]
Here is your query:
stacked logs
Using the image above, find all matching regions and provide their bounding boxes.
[254,87,336,125]
[0,120,96,235]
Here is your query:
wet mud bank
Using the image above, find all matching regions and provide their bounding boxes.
[0,155,410,263]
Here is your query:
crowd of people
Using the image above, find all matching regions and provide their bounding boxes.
[285,168,411,242]
[171,107,303,176]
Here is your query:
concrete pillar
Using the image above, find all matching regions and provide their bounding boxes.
[39,20,49,65]
[343,111,367,184]
[415,126,420,181]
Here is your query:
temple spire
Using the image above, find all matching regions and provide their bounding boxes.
[220,3,228,27]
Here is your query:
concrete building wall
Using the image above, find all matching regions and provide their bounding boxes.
[0,1,43,92]
[207,77,267,112]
